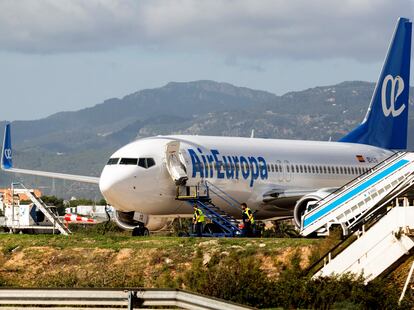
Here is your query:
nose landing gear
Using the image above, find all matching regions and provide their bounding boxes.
[131,223,150,236]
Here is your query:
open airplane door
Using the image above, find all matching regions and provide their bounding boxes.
[165,141,188,185]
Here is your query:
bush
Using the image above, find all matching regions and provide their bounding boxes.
[179,249,411,309]
[262,220,300,238]
[179,250,272,308]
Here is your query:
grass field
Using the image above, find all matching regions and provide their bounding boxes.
[0,231,320,288]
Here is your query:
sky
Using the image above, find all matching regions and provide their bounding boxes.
[0,0,413,121]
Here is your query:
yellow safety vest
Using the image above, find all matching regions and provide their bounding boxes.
[194,208,205,223]
[244,207,255,224]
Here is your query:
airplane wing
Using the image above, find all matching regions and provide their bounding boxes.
[1,123,100,184]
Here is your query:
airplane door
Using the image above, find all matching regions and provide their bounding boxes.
[165,141,188,185]
[284,160,292,182]
[276,160,283,182]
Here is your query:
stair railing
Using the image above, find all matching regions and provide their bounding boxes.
[204,180,241,212]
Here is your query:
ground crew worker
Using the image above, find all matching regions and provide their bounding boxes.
[241,202,255,237]
[193,204,205,237]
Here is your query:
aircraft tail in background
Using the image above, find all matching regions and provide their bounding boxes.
[1,123,12,169]
[340,17,412,150]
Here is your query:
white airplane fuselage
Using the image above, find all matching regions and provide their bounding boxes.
[99,135,393,220]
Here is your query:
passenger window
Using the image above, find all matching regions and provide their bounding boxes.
[271,164,275,172]
[107,158,119,165]
[120,158,138,165]
[327,166,331,174]
[304,165,307,173]
[300,165,303,173]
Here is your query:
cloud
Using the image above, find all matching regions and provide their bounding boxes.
[0,0,412,61]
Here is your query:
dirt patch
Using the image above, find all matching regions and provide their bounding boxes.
[3,251,26,270]
[114,248,134,265]
[274,246,312,269]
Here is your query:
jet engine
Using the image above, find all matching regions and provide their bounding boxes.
[114,211,171,232]
[293,188,336,228]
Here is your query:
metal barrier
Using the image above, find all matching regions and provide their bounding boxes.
[0,288,255,309]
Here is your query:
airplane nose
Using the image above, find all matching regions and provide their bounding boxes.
[99,167,120,201]
[99,166,138,211]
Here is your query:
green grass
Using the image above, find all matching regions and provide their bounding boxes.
[0,233,319,252]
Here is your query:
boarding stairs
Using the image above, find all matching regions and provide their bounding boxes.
[176,181,242,237]
[313,202,414,283]
[300,152,414,237]
[11,182,71,235]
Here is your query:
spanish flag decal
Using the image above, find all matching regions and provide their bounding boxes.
[356,155,365,163]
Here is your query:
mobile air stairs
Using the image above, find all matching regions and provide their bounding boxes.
[9,182,71,235]
[300,152,414,286]
[176,181,242,237]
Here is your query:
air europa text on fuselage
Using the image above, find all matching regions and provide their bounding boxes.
[187,148,268,187]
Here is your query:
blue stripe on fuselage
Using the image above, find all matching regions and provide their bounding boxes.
[303,159,409,228]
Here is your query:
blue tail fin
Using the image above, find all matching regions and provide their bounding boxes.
[340,18,412,149]
[1,123,13,169]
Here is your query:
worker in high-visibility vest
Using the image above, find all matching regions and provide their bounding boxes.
[241,203,255,237]
[193,204,205,237]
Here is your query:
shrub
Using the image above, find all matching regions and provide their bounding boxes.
[179,248,411,309]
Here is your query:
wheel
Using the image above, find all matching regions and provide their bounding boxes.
[132,226,150,236]
[132,226,143,236]
[143,228,150,236]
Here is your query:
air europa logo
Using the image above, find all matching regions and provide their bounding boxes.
[381,74,406,117]
[3,148,11,160]
[188,148,268,187]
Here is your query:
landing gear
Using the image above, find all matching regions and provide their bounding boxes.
[131,223,150,237]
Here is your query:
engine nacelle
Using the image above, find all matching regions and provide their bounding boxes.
[293,188,336,228]
[114,211,172,231]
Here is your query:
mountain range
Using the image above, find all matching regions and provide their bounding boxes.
[1,80,413,199]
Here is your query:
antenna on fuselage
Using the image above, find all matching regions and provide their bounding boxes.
[250,129,255,138]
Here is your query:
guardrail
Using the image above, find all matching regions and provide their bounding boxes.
[0,288,255,310]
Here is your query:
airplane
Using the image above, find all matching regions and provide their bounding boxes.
[1,18,412,235]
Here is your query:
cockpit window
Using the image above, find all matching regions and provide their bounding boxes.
[107,158,119,165]
[138,158,146,168]
[147,158,156,168]
[119,158,138,165]
[138,158,156,169]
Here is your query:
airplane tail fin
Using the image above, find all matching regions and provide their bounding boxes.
[340,17,412,150]
[1,123,13,169]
